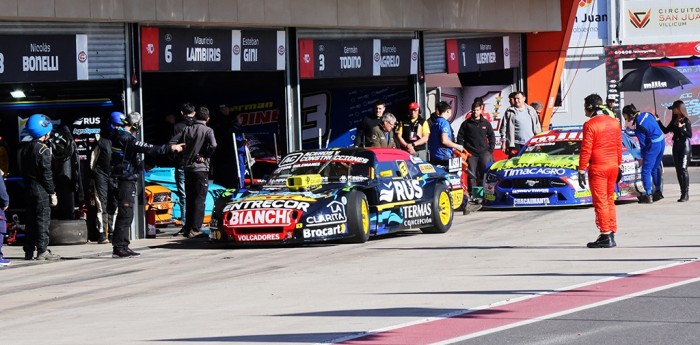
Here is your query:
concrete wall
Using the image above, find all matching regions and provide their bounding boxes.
[0,0,561,33]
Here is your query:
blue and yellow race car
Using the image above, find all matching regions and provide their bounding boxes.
[209,148,462,244]
[482,128,645,208]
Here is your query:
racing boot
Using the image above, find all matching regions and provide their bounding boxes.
[610,232,617,247]
[652,190,664,202]
[587,233,615,248]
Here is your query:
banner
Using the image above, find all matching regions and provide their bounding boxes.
[298,38,418,79]
[0,35,88,82]
[141,27,286,72]
[446,36,510,74]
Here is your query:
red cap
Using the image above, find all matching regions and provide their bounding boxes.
[408,102,420,110]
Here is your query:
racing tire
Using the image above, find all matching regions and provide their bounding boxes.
[345,190,370,243]
[49,219,88,245]
[421,184,453,234]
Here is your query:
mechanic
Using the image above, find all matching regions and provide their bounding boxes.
[428,101,463,167]
[170,106,217,238]
[86,128,113,244]
[658,100,692,202]
[19,114,60,260]
[396,102,430,160]
[231,112,248,190]
[109,112,184,258]
[355,100,386,148]
[169,102,196,234]
[622,104,665,203]
[457,98,496,198]
[368,113,398,148]
[578,93,623,248]
[0,167,10,266]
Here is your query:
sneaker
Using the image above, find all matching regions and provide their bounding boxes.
[36,250,61,261]
[0,257,11,266]
[587,233,615,248]
[112,247,133,258]
[173,228,186,237]
[652,191,664,202]
[125,247,141,257]
[187,230,202,239]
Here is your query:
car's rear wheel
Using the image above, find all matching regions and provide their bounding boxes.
[346,190,370,243]
[421,184,453,234]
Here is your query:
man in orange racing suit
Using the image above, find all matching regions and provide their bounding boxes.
[578,94,622,248]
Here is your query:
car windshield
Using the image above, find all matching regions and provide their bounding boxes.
[267,152,373,187]
[524,135,581,155]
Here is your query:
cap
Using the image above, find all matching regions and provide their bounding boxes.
[668,100,684,110]
[408,102,419,110]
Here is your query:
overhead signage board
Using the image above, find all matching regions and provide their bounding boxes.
[298,38,419,79]
[0,34,88,82]
[622,0,700,45]
[141,27,285,72]
[445,36,510,74]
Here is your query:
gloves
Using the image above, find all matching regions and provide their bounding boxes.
[577,171,587,189]
[50,193,58,207]
[616,167,623,183]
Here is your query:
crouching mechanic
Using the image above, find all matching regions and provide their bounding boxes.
[19,114,60,260]
[622,104,665,203]
[578,94,623,248]
[108,112,185,258]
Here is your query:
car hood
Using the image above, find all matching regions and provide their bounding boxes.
[489,153,579,173]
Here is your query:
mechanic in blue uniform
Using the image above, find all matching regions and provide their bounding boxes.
[428,101,463,167]
[108,112,184,258]
[231,113,248,189]
[622,104,665,203]
[19,114,60,261]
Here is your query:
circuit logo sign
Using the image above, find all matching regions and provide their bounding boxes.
[628,9,651,28]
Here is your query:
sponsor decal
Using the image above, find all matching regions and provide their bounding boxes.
[236,233,281,242]
[227,209,294,227]
[244,194,316,202]
[504,168,566,177]
[513,198,549,205]
[279,151,369,167]
[484,194,496,201]
[379,180,424,202]
[397,161,409,177]
[307,201,347,226]
[401,203,432,218]
[223,199,310,212]
[72,117,101,126]
[628,9,651,29]
[529,131,583,144]
[403,217,432,227]
[418,164,436,174]
[512,188,550,194]
[303,224,346,238]
[575,190,592,198]
[72,127,101,136]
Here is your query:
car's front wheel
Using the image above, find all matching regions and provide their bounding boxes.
[345,190,370,243]
[421,184,453,234]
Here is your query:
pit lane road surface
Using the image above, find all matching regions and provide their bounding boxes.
[0,168,698,345]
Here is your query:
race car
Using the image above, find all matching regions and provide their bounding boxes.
[209,148,463,244]
[482,127,645,208]
[144,167,227,225]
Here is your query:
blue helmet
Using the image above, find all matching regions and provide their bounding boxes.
[25,114,53,139]
[110,111,127,128]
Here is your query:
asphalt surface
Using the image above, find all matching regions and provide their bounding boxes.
[1,167,699,345]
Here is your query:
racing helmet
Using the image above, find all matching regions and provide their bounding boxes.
[25,114,53,139]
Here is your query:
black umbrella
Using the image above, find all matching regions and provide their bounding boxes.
[618,65,692,112]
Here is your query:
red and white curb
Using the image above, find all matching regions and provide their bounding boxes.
[325,259,700,344]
